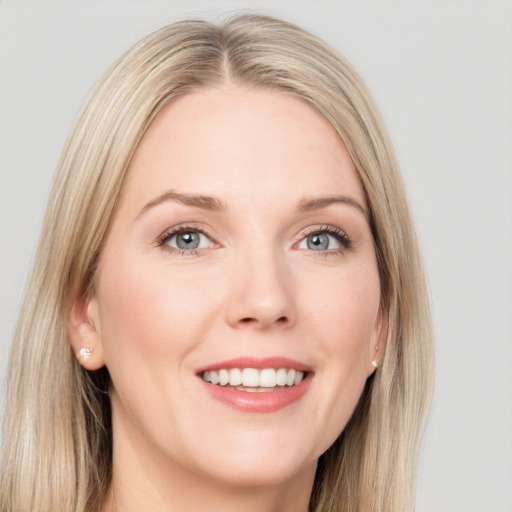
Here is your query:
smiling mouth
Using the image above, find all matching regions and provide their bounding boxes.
[201,367,306,391]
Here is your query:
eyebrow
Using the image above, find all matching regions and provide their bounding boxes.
[137,190,226,218]
[297,195,369,219]
[137,189,368,220]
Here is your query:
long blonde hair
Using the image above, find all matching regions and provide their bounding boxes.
[1,14,433,512]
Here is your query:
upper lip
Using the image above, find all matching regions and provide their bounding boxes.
[196,356,313,374]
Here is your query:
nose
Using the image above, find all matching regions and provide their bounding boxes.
[225,248,297,330]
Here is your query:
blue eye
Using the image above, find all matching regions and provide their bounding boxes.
[160,229,213,252]
[297,228,351,252]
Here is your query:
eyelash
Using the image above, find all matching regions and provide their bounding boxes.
[157,224,211,256]
[156,224,352,256]
[298,225,352,254]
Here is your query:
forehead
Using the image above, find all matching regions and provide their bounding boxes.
[122,87,366,212]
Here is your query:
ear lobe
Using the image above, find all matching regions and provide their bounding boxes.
[369,305,388,375]
[68,294,105,371]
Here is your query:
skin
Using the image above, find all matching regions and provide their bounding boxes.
[69,87,384,512]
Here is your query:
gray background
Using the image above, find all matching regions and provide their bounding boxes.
[1,1,511,510]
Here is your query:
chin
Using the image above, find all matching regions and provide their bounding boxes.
[199,453,317,489]
[179,431,320,489]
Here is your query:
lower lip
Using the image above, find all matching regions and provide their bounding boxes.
[199,375,312,413]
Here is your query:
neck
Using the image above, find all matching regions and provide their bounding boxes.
[103,471,315,512]
[101,406,317,512]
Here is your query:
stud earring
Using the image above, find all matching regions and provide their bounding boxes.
[371,360,378,370]
[77,347,92,361]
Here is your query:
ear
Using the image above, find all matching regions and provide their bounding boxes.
[68,292,105,371]
[368,304,388,375]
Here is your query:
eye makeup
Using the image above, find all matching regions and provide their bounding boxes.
[155,221,353,259]
[295,224,352,255]
[156,224,216,256]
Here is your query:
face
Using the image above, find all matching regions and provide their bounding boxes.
[83,88,383,487]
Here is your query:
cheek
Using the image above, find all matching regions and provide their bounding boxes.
[306,264,381,354]
[302,266,380,450]
[92,254,229,443]
[94,254,223,374]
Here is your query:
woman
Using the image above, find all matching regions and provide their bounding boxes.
[0,13,433,512]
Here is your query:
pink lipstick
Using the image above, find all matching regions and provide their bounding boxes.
[196,357,313,413]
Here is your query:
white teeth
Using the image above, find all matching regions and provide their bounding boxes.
[259,368,276,387]
[218,369,229,386]
[229,368,242,386]
[242,368,259,387]
[201,367,306,388]
[276,368,288,386]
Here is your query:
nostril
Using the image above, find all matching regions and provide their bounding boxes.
[237,315,288,327]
